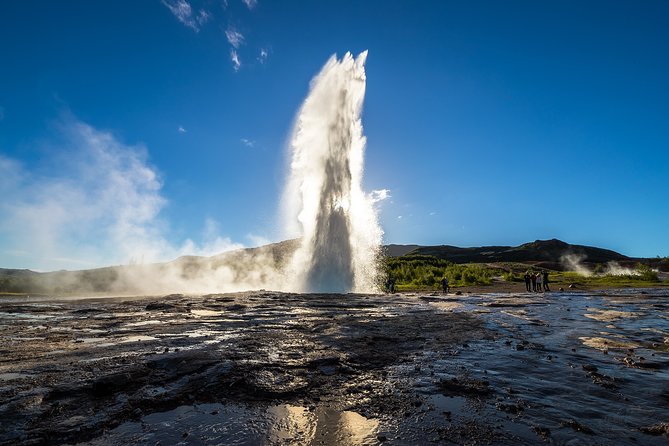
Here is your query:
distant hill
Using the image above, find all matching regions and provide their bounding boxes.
[383,244,420,257]
[399,239,630,266]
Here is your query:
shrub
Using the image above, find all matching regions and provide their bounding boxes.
[384,256,498,289]
[635,263,659,282]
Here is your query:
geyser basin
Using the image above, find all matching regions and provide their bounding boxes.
[284,51,382,293]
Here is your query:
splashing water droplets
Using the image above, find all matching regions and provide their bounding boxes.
[283,51,382,293]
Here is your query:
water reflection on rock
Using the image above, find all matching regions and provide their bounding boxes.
[266,404,379,445]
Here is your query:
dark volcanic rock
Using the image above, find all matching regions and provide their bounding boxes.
[640,422,669,437]
[561,419,595,434]
[145,302,176,311]
[437,376,492,397]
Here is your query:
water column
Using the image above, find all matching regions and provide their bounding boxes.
[283,51,382,293]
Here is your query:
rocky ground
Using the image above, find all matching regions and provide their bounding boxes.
[1,289,668,445]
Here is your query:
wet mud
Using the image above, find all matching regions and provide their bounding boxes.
[1,289,668,445]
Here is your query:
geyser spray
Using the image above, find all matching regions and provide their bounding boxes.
[283,51,382,293]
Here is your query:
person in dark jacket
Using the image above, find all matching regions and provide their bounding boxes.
[441,277,450,294]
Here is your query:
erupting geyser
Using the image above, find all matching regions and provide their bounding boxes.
[284,51,382,293]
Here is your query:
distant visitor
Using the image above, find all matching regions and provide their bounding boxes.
[385,277,396,294]
[441,277,450,294]
[543,270,550,292]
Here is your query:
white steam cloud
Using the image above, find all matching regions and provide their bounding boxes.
[560,253,592,276]
[0,117,241,272]
[560,253,642,277]
[601,261,640,276]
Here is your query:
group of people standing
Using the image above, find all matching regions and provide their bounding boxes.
[525,270,550,292]
[384,270,550,294]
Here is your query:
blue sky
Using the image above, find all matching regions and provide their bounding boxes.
[1,1,668,270]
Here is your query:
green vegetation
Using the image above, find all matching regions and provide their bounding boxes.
[384,255,499,290]
[503,270,523,282]
[383,256,665,291]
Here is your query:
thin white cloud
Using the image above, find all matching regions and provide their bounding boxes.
[397,215,403,220]
[0,117,241,271]
[225,27,244,48]
[162,0,210,32]
[369,189,391,203]
[429,211,436,216]
[258,47,269,64]
[240,138,255,148]
[242,0,258,10]
[197,9,211,25]
[230,49,241,71]
[178,126,187,133]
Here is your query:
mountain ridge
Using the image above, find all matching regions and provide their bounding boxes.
[401,238,632,264]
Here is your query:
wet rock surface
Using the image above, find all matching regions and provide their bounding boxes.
[0,289,668,445]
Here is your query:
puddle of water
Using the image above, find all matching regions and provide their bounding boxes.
[79,328,107,334]
[579,336,640,350]
[95,335,159,348]
[584,309,639,322]
[112,312,148,318]
[429,301,463,312]
[307,406,379,445]
[120,335,158,343]
[179,329,237,340]
[0,372,30,381]
[429,394,468,415]
[190,309,226,317]
[85,403,379,445]
[8,336,46,341]
[0,312,56,320]
[43,350,68,356]
[124,320,162,327]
